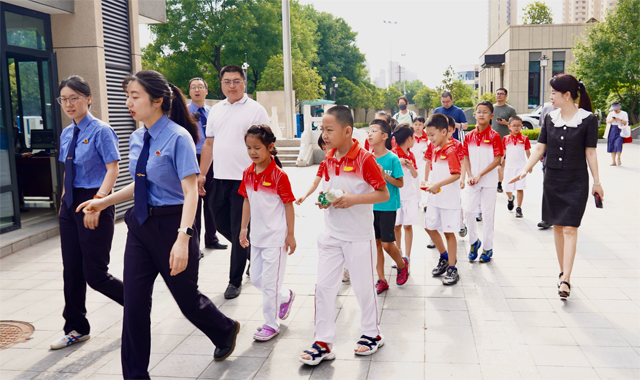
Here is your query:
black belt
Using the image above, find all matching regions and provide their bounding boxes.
[148,204,183,216]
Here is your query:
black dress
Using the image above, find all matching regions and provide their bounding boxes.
[539,109,599,227]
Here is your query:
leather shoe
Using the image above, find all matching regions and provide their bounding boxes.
[206,242,228,250]
[224,284,241,299]
[214,320,241,361]
[537,220,552,229]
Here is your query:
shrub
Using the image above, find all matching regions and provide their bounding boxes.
[353,122,369,129]
[521,128,540,140]
[598,127,606,139]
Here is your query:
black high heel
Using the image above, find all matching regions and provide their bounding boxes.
[557,272,563,288]
[559,281,571,299]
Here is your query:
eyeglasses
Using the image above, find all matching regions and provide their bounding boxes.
[496,93,506,96]
[190,86,206,90]
[475,111,492,115]
[222,80,244,87]
[56,96,87,105]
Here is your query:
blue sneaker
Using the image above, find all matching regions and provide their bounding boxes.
[468,239,482,261]
[479,249,493,263]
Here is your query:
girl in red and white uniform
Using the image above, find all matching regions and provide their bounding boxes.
[239,125,297,341]
[392,124,419,262]
[413,116,430,209]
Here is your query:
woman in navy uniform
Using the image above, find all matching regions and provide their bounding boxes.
[51,75,124,350]
[77,70,240,379]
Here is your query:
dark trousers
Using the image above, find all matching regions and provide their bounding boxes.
[195,154,219,246]
[58,187,124,335]
[121,207,235,379]
[209,179,249,287]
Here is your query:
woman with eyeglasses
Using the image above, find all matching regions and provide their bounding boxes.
[51,75,124,350]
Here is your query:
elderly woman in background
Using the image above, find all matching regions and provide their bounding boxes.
[604,101,629,166]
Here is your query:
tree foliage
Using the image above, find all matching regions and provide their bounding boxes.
[390,80,426,103]
[436,66,474,108]
[360,83,384,121]
[257,54,323,102]
[522,1,553,24]
[413,87,439,115]
[571,0,640,124]
[382,86,404,111]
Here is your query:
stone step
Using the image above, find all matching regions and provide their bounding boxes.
[277,147,300,153]
[275,139,301,147]
[279,154,299,160]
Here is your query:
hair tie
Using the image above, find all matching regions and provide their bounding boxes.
[258,125,262,130]
[578,79,586,92]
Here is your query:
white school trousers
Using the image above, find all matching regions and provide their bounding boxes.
[250,246,290,330]
[466,185,497,250]
[315,232,381,344]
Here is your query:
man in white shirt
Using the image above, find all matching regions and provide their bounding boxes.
[198,65,270,299]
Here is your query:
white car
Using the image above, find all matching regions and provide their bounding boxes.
[518,103,602,129]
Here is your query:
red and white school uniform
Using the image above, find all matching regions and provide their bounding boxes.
[450,137,468,228]
[464,126,504,250]
[316,160,330,192]
[424,141,462,233]
[393,146,419,226]
[414,132,430,206]
[315,139,386,344]
[502,133,531,193]
[239,158,295,331]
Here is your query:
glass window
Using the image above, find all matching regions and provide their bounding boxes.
[4,11,47,51]
[528,61,541,108]
[552,51,566,77]
[0,64,17,230]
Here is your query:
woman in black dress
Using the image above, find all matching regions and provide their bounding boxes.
[510,74,603,299]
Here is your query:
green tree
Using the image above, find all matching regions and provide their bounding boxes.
[413,86,439,116]
[382,86,404,111]
[360,83,384,121]
[522,1,553,24]
[257,54,323,102]
[390,79,426,103]
[571,0,640,124]
[436,66,474,108]
[479,91,497,104]
[333,77,363,110]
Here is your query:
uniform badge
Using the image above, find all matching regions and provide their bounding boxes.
[83,139,89,144]
[343,166,354,172]
[155,151,161,156]
[484,140,491,143]
[519,140,524,143]
[262,181,271,186]
[440,155,446,159]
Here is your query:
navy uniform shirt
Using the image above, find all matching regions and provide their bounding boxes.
[58,112,120,188]
[128,115,200,207]
[433,105,468,141]
[187,102,210,155]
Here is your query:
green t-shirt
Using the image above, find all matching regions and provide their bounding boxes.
[491,103,517,137]
[373,151,403,211]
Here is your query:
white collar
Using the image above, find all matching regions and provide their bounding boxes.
[550,108,592,128]
[223,94,249,106]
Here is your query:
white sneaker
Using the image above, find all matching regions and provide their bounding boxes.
[342,268,350,284]
[50,330,90,350]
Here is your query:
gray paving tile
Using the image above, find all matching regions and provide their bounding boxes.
[581,346,640,369]
[198,356,266,379]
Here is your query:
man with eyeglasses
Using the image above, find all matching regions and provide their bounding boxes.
[187,78,227,255]
[491,88,517,193]
[433,92,468,142]
[198,65,270,299]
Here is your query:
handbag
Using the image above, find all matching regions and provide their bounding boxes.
[620,125,631,138]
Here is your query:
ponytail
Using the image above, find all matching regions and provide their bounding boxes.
[577,81,593,112]
[245,124,282,168]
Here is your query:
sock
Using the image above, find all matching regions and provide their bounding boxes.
[440,251,448,260]
[498,182,502,186]
[449,266,457,270]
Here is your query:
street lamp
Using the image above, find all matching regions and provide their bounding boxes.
[539,55,548,108]
[321,83,326,100]
[330,76,338,102]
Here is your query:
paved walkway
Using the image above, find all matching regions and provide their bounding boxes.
[1,142,638,380]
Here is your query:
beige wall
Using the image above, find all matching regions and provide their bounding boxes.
[255,91,295,131]
[479,24,587,113]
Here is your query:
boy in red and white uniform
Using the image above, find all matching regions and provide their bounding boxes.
[413,116,430,208]
[502,116,531,218]
[422,114,462,285]
[464,101,504,263]
[299,106,389,366]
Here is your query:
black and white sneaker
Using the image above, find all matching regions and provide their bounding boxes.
[442,267,459,285]
[427,240,436,249]
[497,182,503,193]
[507,196,514,211]
[516,207,523,218]
[431,257,449,276]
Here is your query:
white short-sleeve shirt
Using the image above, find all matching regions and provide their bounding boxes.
[503,133,531,170]
[205,94,270,180]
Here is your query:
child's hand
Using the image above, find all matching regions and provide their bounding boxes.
[426,183,441,194]
[315,191,330,209]
[377,164,384,173]
[295,196,307,205]
[460,180,466,190]
[331,189,356,209]
[509,171,527,184]
[286,233,296,255]
[472,174,482,185]
[528,168,533,174]
[239,228,250,248]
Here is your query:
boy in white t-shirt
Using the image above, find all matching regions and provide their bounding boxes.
[299,106,389,366]
[502,116,531,218]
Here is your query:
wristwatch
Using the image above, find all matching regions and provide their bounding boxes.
[177,227,194,237]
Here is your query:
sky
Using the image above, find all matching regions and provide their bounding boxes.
[139,0,564,89]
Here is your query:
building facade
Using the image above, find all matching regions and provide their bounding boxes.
[488,0,518,46]
[0,0,165,234]
[456,64,480,90]
[563,0,618,23]
[478,23,587,113]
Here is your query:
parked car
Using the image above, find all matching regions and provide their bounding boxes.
[518,103,602,129]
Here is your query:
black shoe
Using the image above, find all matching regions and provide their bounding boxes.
[199,250,205,260]
[224,284,241,299]
[537,220,551,229]
[507,196,514,211]
[206,242,228,250]
[497,182,503,193]
[246,263,251,277]
[515,207,523,218]
[431,257,449,277]
[213,320,241,361]
[427,240,436,249]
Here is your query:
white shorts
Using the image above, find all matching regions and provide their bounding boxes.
[424,206,460,233]
[396,199,418,226]
[503,167,526,192]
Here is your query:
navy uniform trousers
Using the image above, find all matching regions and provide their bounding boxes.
[59,187,124,335]
[195,154,219,247]
[208,179,249,287]
[121,206,235,379]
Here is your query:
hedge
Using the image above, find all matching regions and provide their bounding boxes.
[519,127,607,141]
[354,122,368,129]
